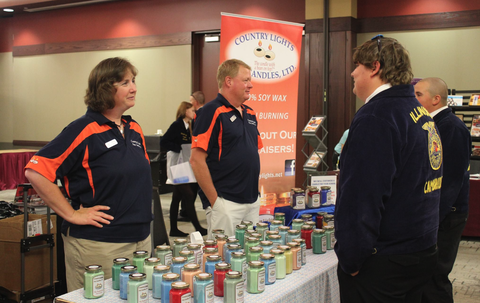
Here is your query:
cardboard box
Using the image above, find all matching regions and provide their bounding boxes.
[0,214,57,292]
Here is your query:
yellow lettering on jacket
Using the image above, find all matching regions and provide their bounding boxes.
[410,106,430,123]
[424,176,443,194]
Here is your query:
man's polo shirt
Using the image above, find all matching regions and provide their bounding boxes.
[25,108,152,243]
[192,93,263,206]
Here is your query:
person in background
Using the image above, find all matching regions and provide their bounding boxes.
[332,129,349,170]
[334,36,442,303]
[190,59,262,238]
[414,77,471,303]
[25,57,152,292]
[161,101,207,237]
[190,91,205,110]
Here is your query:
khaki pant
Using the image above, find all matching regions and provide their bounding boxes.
[62,230,151,292]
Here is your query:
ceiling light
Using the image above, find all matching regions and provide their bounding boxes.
[205,35,220,43]
[3,8,14,13]
[24,0,116,13]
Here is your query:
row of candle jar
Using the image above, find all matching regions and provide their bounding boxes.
[293,212,334,230]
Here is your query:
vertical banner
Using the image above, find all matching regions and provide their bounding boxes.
[220,13,304,216]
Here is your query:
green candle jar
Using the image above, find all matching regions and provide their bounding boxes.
[223,271,245,303]
[179,250,195,264]
[172,238,188,257]
[246,261,265,294]
[155,245,173,266]
[244,237,260,258]
[313,229,327,254]
[277,245,293,274]
[235,224,248,249]
[84,265,104,299]
[291,218,305,231]
[274,212,286,225]
[324,226,335,250]
[112,257,129,290]
[144,257,161,290]
[270,249,286,279]
[133,250,149,273]
[127,273,148,303]
[247,246,263,262]
[241,220,254,230]
[255,222,269,241]
[230,251,247,281]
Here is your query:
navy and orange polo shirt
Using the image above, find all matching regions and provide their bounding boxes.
[25,108,152,243]
[192,93,263,207]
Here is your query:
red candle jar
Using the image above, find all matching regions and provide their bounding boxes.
[316,213,325,229]
[213,262,231,297]
[301,225,313,249]
[204,239,218,249]
[169,281,191,303]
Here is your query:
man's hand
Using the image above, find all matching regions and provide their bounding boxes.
[69,205,114,228]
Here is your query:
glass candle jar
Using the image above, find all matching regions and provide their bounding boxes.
[267,234,282,248]
[202,247,218,271]
[324,214,335,227]
[133,250,149,273]
[286,229,301,243]
[178,250,195,264]
[291,218,305,231]
[241,220,254,230]
[293,238,307,265]
[230,251,247,281]
[224,271,244,303]
[307,186,321,208]
[259,240,273,254]
[171,256,187,276]
[215,234,227,260]
[193,273,214,303]
[301,213,313,222]
[155,245,173,266]
[269,220,283,232]
[182,263,201,296]
[287,242,302,270]
[274,212,286,225]
[244,237,260,258]
[144,257,161,289]
[204,239,218,250]
[291,188,305,209]
[301,224,314,249]
[152,265,170,299]
[259,253,276,285]
[246,261,265,294]
[312,229,327,254]
[224,243,241,265]
[211,229,225,240]
[205,255,222,276]
[320,186,332,205]
[213,262,231,297]
[270,249,286,280]
[255,222,269,240]
[305,221,317,230]
[315,213,325,229]
[172,238,188,257]
[127,273,148,303]
[119,265,137,300]
[235,224,248,248]
[112,257,129,290]
[187,243,203,268]
[265,230,279,237]
[277,245,293,274]
[84,265,104,299]
[324,226,336,250]
[278,226,290,245]
[247,246,263,262]
[169,281,191,303]
[161,273,181,303]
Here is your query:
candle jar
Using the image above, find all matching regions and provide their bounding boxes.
[259,240,273,254]
[291,188,305,209]
[287,242,302,270]
[182,263,201,296]
[307,186,320,208]
[312,229,327,254]
[241,220,254,230]
[152,265,170,299]
[247,246,263,262]
[291,218,304,231]
[119,265,137,300]
[315,213,325,229]
[230,251,247,281]
[265,230,279,237]
[211,229,225,240]
[161,273,181,303]
[187,243,203,268]
[224,271,245,303]
[306,221,317,230]
[324,214,335,227]
[171,256,187,276]
[144,257,161,289]
[259,253,276,285]
[301,224,314,249]
[324,226,336,250]
[267,234,282,248]
[204,239,218,250]
[133,250,149,273]
[269,220,283,232]
[292,238,307,265]
[286,229,301,243]
[246,261,265,294]
[274,212,286,225]
[244,237,260,258]
[224,243,241,265]
[301,213,312,222]
[320,186,332,205]
[244,229,255,247]
[172,238,188,257]
[215,234,227,260]
[112,257,129,290]
[277,245,293,274]
[270,249,286,280]
[255,222,269,240]
[155,245,173,266]
[202,247,218,271]
[278,226,290,245]
[179,250,195,264]
[193,273,214,303]
[169,281,191,303]
[127,273,148,303]
[84,265,104,299]
[235,224,248,248]
[214,262,231,297]
[205,255,222,276]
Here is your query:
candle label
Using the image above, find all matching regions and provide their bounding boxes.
[165,253,173,266]
[92,275,104,297]
[180,292,190,303]
[268,263,276,283]
[236,281,245,303]
[205,283,214,303]
[258,270,265,291]
[297,252,302,269]
[322,237,327,252]
[137,283,148,303]
[242,261,248,280]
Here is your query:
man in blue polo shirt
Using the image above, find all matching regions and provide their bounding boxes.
[190,59,263,238]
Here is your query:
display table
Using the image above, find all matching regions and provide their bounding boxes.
[54,249,339,303]
[0,149,37,190]
[463,179,480,237]
[274,205,335,226]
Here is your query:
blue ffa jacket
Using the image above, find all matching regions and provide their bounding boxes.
[160,117,191,153]
[334,85,443,274]
[433,107,471,221]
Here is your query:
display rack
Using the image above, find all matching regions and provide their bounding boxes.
[301,115,329,187]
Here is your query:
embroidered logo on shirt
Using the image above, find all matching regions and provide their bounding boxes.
[131,140,143,149]
[230,115,237,122]
[105,139,118,149]
[422,121,442,171]
[247,119,257,126]
[29,158,39,164]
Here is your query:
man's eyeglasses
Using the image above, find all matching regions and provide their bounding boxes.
[371,34,383,53]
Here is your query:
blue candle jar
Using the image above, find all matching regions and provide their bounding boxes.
[278,226,290,245]
[259,240,273,254]
[259,253,276,285]
[286,229,301,243]
[269,220,283,232]
[152,265,170,299]
[193,273,214,303]
[160,273,180,303]
[119,265,137,300]
[171,256,187,276]
[205,254,222,276]
[223,238,240,260]
[267,234,283,248]
[224,244,241,264]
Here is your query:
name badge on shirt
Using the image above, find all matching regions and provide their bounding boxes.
[230,115,237,122]
[105,139,118,149]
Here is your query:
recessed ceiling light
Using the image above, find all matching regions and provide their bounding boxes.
[3,8,14,13]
